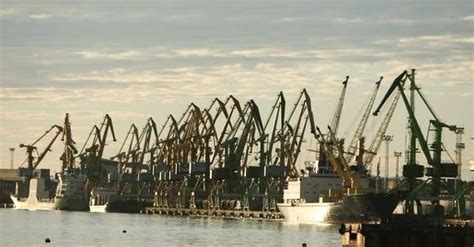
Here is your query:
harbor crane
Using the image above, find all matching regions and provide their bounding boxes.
[329,76,349,137]
[363,89,402,168]
[19,124,63,173]
[282,89,317,178]
[61,113,78,171]
[317,77,349,173]
[316,127,354,188]
[344,77,382,165]
[374,70,461,215]
[263,91,285,167]
[79,114,116,188]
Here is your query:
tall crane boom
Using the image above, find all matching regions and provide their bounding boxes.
[97,114,117,159]
[344,77,383,163]
[329,76,349,137]
[62,113,77,170]
[363,90,402,167]
[19,124,64,171]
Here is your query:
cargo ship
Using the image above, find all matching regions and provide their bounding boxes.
[277,174,400,224]
[11,170,89,211]
[54,170,89,211]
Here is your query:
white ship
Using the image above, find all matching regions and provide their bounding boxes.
[89,187,117,212]
[11,172,89,211]
[277,174,398,224]
[277,173,345,224]
[10,178,56,211]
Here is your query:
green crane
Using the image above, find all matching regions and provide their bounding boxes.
[374,70,459,215]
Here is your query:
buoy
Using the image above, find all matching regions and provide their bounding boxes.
[45,238,51,243]
[122,230,127,233]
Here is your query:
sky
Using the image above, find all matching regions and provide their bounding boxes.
[0,0,473,180]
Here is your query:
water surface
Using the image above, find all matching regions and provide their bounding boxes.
[0,209,340,246]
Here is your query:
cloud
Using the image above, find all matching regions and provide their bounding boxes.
[1,110,55,121]
[73,50,144,60]
[0,8,17,18]
[173,49,222,57]
[70,47,394,62]
[398,35,474,48]
[29,14,53,19]
[0,87,154,103]
[279,17,310,23]
[463,16,474,21]
[0,62,333,105]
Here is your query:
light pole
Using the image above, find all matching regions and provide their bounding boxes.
[382,135,393,191]
[394,151,402,182]
[9,148,15,169]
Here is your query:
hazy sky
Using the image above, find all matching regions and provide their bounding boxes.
[1,1,473,180]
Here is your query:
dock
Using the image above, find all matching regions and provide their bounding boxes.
[0,168,24,206]
[140,207,284,220]
[340,215,474,247]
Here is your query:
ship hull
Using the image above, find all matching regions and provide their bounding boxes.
[54,172,89,211]
[106,199,147,213]
[277,193,400,224]
[277,201,338,224]
[10,178,56,211]
[90,198,148,213]
[10,195,56,211]
[90,203,108,213]
[11,195,89,211]
[55,197,89,211]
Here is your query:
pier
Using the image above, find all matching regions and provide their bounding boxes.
[140,207,284,220]
[340,216,474,247]
[0,168,24,207]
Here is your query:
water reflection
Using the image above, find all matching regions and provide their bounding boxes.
[0,209,340,246]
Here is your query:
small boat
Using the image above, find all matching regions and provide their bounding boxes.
[89,203,108,213]
[89,187,117,213]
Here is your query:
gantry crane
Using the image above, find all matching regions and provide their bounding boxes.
[113,123,140,197]
[263,91,285,167]
[115,118,158,200]
[113,123,140,173]
[133,117,159,199]
[79,114,116,189]
[282,89,317,178]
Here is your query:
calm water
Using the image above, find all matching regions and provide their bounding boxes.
[0,209,340,246]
